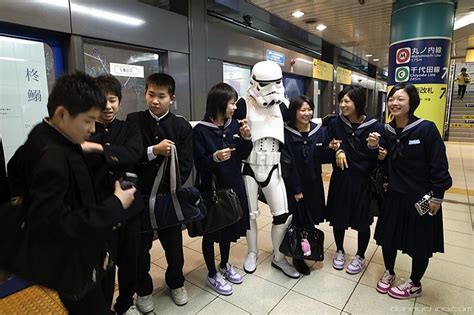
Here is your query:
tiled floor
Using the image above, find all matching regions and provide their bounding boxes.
[0,142,473,314]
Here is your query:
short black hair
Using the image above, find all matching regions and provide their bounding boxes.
[206,83,238,120]
[288,95,314,127]
[95,74,122,102]
[47,72,106,118]
[145,73,175,95]
[387,83,420,116]
[461,67,467,72]
[337,86,366,117]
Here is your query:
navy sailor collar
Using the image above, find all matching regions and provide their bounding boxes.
[339,114,377,130]
[284,122,321,138]
[386,116,424,136]
[197,116,232,130]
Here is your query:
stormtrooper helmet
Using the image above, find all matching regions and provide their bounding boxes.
[248,61,286,107]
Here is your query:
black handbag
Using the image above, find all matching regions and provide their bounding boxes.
[279,201,324,261]
[187,174,243,237]
[148,145,207,231]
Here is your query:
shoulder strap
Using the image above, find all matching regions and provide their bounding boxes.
[148,144,185,229]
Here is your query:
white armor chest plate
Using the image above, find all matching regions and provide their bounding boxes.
[245,96,284,143]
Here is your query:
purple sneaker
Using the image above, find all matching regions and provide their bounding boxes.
[332,250,345,270]
[218,263,243,284]
[207,272,233,296]
[346,255,365,274]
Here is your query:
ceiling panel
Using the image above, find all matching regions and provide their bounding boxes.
[249,0,473,68]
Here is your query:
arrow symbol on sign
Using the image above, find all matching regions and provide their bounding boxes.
[441,67,448,79]
[440,87,446,99]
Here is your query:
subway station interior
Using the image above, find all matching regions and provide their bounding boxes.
[0,0,473,314]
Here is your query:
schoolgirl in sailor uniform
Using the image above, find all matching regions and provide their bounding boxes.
[281,95,335,275]
[374,83,452,299]
[193,83,252,296]
[326,86,384,275]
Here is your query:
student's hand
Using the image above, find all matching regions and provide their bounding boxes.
[428,200,441,216]
[114,180,136,209]
[378,147,387,160]
[336,151,348,170]
[153,139,175,156]
[294,192,303,202]
[216,147,235,161]
[329,138,341,151]
[81,141,104,153]
[367,132,381,148]
[238,119,251,139]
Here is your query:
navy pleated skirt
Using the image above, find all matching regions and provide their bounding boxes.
[325,171,373,231]
[374,190,444,259]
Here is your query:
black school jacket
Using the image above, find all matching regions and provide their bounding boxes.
[126,110,193,195]
[6,121,123,297]
[8,121,123,241]
[86,118,144,220]
[383,117,452,200]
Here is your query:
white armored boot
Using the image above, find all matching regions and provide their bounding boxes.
[244,219,258,273]
[271,215,300,278]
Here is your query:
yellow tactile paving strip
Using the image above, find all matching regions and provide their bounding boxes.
[0,281,120,314]
[0,285,66,314]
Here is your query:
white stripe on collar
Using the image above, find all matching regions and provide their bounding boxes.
[385,118,425,135]
[196,119,233,129]
[284,124,321,137]
[340,114,376,129]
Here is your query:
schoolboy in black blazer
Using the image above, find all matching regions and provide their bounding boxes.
[7,73,136,314]
[127,73,193,311]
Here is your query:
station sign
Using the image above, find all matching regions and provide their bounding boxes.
[110,63,144,78]
[336,66,352,85]
[265,49,286,66]
[312,59,333,81]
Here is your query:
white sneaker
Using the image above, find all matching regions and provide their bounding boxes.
[136,294,154,313]
[123,305,142,315]
[244,252,257,273]
[171,286,188,306]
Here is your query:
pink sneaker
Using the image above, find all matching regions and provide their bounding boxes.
[388,279,422,299]
[376,270,395,294]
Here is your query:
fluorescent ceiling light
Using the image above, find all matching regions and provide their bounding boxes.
[38,0,145,26]
[292,11,305,18]
[373,58,379,61]
[0,56,26,61]
[454,12,474,30]
[316,24,327,31]
[366,54,373,57]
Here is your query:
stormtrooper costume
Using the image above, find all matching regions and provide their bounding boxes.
[242,61,299,278]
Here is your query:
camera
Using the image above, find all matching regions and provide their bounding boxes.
[119,172,138,190]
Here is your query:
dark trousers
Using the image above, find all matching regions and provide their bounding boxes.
[458,85,467,98]
[60,282,110,315]
[137,224,185,296]
[102,216,141,314]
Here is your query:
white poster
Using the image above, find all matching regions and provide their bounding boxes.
[0,36,49,167]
